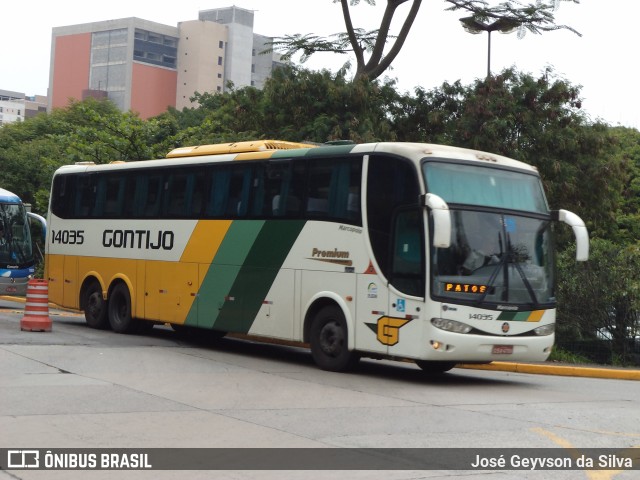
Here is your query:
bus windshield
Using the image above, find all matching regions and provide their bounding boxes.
[423,161,555,308]
[0,202,34,267]
[423,161,548,213]
[430,210,555,307]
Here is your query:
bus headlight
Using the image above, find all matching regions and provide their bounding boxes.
[431,318,472,334]
[533,323,555,336]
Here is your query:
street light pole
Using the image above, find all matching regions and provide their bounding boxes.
[460,16,521,78]
[486,28,492,79]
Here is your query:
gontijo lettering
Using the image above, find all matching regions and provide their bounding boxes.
[102,230,174,250]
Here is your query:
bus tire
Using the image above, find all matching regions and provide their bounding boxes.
[415,360,456,374]
[108,283,137,334]
[83,280,109,329]
[310,305,359,372]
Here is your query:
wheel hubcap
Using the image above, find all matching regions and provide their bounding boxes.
[319,320,344,357]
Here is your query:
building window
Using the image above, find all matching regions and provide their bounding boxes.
[217,73,222,78]
[219,40,223,48]
[218,56,223,66]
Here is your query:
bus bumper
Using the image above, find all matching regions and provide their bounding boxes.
[0,273,32,296]
[416,330,555,363]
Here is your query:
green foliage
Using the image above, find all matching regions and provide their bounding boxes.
[610,126,640,243]
[392,68,628,243]
[168,66,398,145]
[0,98,170,214]
[557,239,640,365]
[260,66,397,142]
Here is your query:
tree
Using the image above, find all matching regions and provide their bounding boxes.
[557,239,640,365]
[0,98,171,213]
[609,127,640,244]
[269,0,580,81]
[390,67,628,242]
[172,65,398,144]
[260,65,398,142]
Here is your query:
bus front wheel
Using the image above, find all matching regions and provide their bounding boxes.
[310,305,359,372]
[108,283,137,334]
[83,280,108,329]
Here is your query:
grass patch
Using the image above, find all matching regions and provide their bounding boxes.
[547,347,593,365]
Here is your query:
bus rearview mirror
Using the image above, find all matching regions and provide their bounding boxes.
[554,209,589,261]
[423,193,451,248]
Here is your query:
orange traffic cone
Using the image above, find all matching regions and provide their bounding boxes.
[20,279,52,332]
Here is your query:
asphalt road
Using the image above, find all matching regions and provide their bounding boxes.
[1,297,639,479]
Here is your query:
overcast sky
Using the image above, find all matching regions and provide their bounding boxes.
[2,1,638,129]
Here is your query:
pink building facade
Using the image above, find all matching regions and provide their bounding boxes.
[49,18,178,119]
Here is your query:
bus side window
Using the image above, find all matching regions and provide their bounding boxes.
[306,158,362,225]
[189,173,205,216]
[162,170,194,217]
[52,174,73,218]
[328,160,361,223]
[306,161,331,218]
[140,173,163,218]
[121,174,136,218]
[231,166,252,217]
[268,161,304,218]
[96,174,126,218]
[74,174,96,218]
[206,165,252,218]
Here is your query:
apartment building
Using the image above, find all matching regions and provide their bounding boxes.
[49,18,179,118]
[0,90,48,126]
[49,6,285,118]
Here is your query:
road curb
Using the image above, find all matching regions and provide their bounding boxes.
[458,362,640,381]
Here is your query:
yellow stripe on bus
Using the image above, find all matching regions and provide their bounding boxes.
[180,220,232,265]
[527,310,545,322]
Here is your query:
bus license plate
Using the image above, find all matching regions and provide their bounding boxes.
[492,345,513,354]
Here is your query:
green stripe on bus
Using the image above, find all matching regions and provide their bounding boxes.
[185,221,264,328]
[214,220,306,333]
[497,311,535,321]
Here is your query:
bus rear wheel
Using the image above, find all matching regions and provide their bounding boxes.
[83,280,108,329]
[310,305,359,372]
[415,360,456,374]
[108,283,137,334]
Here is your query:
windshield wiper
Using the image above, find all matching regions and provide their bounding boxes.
[476,222,539,307]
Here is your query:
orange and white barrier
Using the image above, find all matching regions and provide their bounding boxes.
[20,279,52,332]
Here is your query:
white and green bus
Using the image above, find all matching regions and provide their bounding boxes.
[45,140,588,373]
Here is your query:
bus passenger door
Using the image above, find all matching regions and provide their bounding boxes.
[386,208,427,359]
